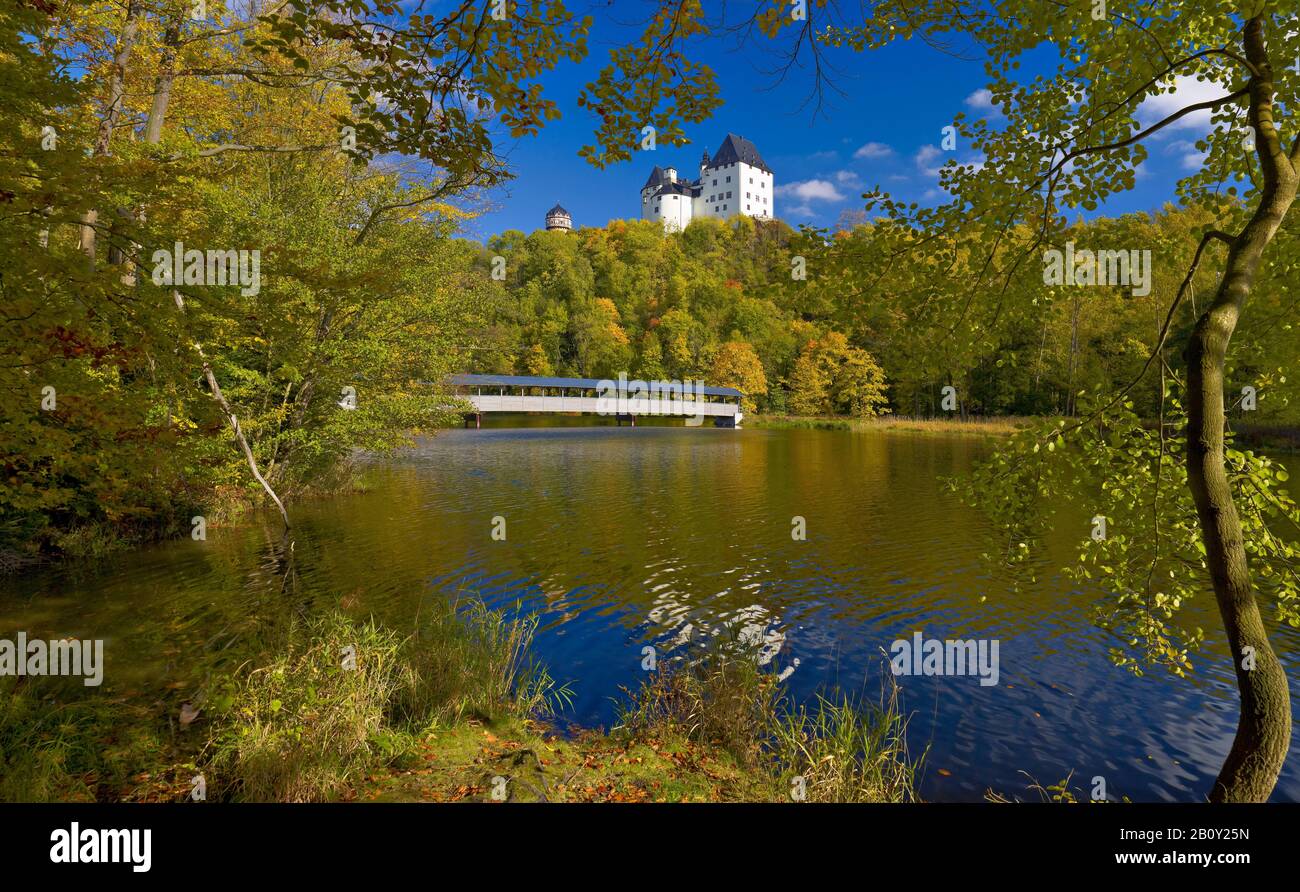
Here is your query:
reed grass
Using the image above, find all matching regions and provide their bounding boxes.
[206,598,570,802]
[614,649,919,802]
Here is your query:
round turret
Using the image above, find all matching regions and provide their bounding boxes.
[545,203,572,232]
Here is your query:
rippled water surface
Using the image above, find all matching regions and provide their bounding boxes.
[4,424,1298,801]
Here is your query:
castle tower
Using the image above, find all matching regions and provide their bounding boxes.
[545,203,573,232]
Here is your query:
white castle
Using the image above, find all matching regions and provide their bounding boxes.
[640,133,774,231]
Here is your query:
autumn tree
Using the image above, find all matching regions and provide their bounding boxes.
[710,341,767,412]
[836,348,889,418]
[808,0,1300,801]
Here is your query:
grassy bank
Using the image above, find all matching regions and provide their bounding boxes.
[0,598,918,803]
[749,413,1300,454]
[751,414,1036,436]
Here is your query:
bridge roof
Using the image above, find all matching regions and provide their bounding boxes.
[448,373,743,399]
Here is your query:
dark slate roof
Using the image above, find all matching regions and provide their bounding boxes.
[546,203,570,217]
[447,373,743,399]
[642,166,668,190]
[652,180,699,198]
[710,133,770,172]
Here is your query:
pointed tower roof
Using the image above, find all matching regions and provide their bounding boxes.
[709,133,770,172]
[546,203,570,217]
[642,165,668,190]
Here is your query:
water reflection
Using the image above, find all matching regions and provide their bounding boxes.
[1,425,1297,801]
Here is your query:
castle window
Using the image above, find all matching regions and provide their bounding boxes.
[726,176,731,182]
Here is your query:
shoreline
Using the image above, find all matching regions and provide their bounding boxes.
[749,414,1038,435]
[750,414,1300,451]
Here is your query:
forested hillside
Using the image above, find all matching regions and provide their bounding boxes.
[462,208,1299,422]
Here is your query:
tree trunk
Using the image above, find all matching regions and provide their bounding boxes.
[80,0,141,262]
[107,19,182,281]
[173,291,292,530]
[200,354,293,531]
[1065,291,1080,416]
[1186,303,1292,802]
[1182,16,1297,802]
[144,23,180,145]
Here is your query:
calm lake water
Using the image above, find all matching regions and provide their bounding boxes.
[3,423,1298,802]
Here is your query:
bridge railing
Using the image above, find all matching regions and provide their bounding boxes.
[464,393,738,417]
[444,376,745,426]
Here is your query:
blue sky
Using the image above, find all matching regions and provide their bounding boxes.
[461,16,1216,242]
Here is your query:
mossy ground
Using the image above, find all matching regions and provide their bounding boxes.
[359,717,768,803]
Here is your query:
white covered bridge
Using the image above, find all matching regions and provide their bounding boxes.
[447,374,745,428]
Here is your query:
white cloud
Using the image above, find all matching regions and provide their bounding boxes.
[853,141,893,160]
[1160,137,1208,171]
[1136,75,1232,134]
[965,88,996,113]
[777,179,845,202]
[915,145,943,165]
[834,169,863,188]
[807,150,838,162]
[914,144,944,177]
